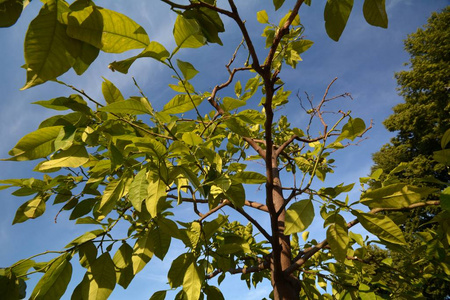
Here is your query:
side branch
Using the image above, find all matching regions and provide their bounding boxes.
[264,0,304,68]
[284,200,441,275]
[206,260,270,279]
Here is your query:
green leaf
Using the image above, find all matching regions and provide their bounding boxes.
[99,97,152,115]
[225,117,251,137]
[0,268,21,300]
[324,0,354,41]
[102,78,125,104]
[182,132,203,146]
[66,229,104,248]
[38,145,89,171]
[256,10,269,24]
[204,285,224,300]
[132,230,154,274]
[5,126,63,161]
[128,169,148,212]
[177,60,199,80]
[173,15,206,50]
[434,149,450,165]
[13,194,46,224]
[78,241,97,269]
[168,253,194,288]
[108,41,169,74]
[273,0,285,11]
[336,117,365,142]
[187,222,201,249]
[440,187,450,213]
[326,218,349,262]
[183,262,202,300]
[97,178,125,220]
[22,0,76,89]
[66,6,149,53]
[222,97,246,112]
[150,291,167,300]
[353,212,406,245]
[162,94,203,114]
[441,128,450,149]
[231,171,266,184]
[360,184,437,209]
[363,0,388,28]
[150,226,171,260]
[33,95,92,114]
[146,170,168,218]
[0,0,23,27]
[83,252,116,300]
[30,253,72,300]
[182,7,224,45]
[113,242,133,269]
[284,199,315,235]
[224,183,246,208]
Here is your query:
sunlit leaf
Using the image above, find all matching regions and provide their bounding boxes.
[326,217,349,262]
[183,262,202,300]
[353,211,406,245]
[102,78,125,104]
[360,183,437,209]
[128,169,148,212]
[177,60,199,80]
[83,253,116,300]
[13,194,46,224]
[30,253,72,300]
[284,199,315,235]
[5,126,63,161]
[108,41,169,74]
[99,98,152,115]
[132,230,154,274]
[66,6,149,53]
[231,171,266,184]
[22,0,76,89]
[38,145,89,170]
[173,15,206,50]
[162,94,203,114]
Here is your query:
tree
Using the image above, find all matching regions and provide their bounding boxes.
[368,7,450,299]
[0,1,448,299]
[372,6,450,185]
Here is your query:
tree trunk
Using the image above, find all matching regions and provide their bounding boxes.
[271,164,301,299]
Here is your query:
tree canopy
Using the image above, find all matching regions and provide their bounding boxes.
[0,1,448,300]
[369,7,450,299]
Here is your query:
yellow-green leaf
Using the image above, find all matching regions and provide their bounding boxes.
[99,98,152,115]
[108,41,169,74]
[13,194,46,224]
[5,126,63,161]
[353,212,406,245]
[97,179,125,220]
[102,78,125,104]
[66,6,149,53]
[83,252,116,300]
[284,199,315,235]
[183,262,202,300]
[173,15,206,50]
[30,253,72,300]
[128,169,148,212]
[360,183,437,209]
[22,0,76,89]
[132,230,154,274]
[162,94,203,114]
[256,10,269,24]
[326,218,349,262]
[38,145,89,171]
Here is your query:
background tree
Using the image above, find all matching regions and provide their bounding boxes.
[369,7,450,299]
[0,1,448,300]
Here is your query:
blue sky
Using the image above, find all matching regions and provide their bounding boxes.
[0,1,448,299]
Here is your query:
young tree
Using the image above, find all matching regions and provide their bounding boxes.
[0,1,448,299]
